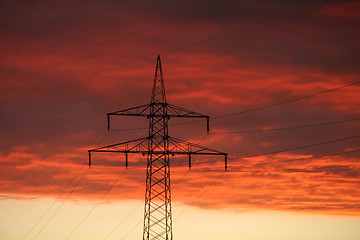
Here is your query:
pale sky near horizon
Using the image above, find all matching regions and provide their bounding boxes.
[1,198,360,240]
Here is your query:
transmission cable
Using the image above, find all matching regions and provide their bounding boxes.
[65,169,126,240]
[20,163,87,240]
[6,128,106,239]
[241,133,360,159]
[20,127,108,240]
[30,167,90,240]
[196,134,360,167]
[214,81,360,119]
[249,148,360,167]
[196,163,359,174]
[210,118,360,134]
[225,149,360,172]
[102,201,143,240]
[173,172,225,221]
[0,193,45,238]
[29,126,111,240]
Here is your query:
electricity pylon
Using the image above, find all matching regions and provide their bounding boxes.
[88,55,227,240]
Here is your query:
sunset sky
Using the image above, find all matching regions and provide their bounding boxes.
[1,0,360,239]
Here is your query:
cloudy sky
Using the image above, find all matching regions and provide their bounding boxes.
[1,0,360,239]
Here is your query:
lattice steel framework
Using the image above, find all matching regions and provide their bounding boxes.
[88,55,227,240]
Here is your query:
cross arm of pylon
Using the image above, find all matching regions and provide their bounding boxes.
[87,135,227,169]
[166,103,208,118]
[106,103,211,133]
[106,104,151,130]
[166,103,210,133]
[108,104,150,116]
[88,136,149,168]
[168,136,228,170]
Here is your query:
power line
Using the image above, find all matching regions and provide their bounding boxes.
[0,198,39,238]
[102,201,143,240]
[65,169,126,240]
[195,135,360,167]
[28,128,110,240]
[250,148,360,167]
[213,81,360,119]
[241,134,360,159]
[210,118,360,134]
[196,164,359,174]
[120,218,142,240]
[282,164,359,173]
[18,128,108,240]
[189,148,360,174]
[20,163,87,240]
[0,183,56,238]
[30,167,90,240]
[173,172,225,221]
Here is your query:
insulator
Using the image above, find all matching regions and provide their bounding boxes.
[188,154,191,170]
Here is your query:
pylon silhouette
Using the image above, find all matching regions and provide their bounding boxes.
[88,55,227,240]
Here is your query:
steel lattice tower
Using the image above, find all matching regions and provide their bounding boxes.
[88,55,227,240]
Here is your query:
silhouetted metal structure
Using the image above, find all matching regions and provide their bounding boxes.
[88,55,227,240]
